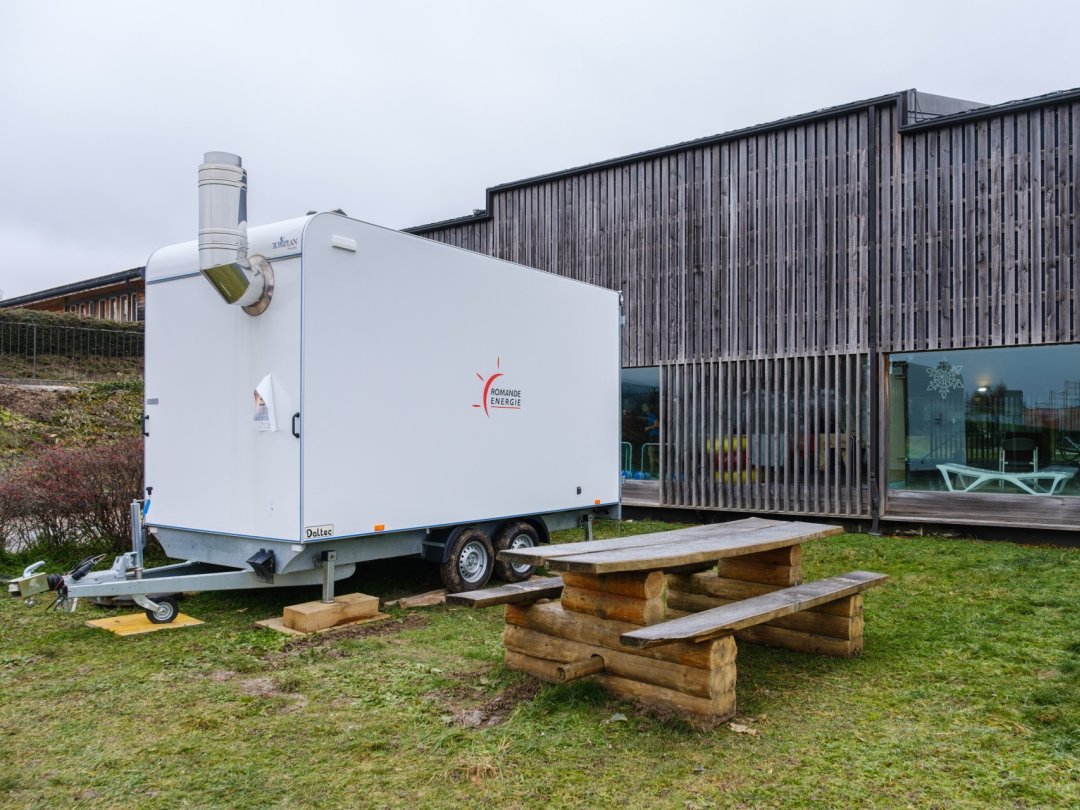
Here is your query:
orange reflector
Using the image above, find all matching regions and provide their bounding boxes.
[374,524,385,532]
[594,499,601,505]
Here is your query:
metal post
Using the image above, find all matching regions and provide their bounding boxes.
[867,105,882,536]
[129,499,144,579]
[321,550,337,604]
[585,513,594,542]
[31,323,37,379]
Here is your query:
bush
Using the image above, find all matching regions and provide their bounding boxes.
[0,437,143,557]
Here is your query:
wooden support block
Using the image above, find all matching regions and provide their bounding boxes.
[504,602,735,670]
[715,559,802,586]
[560,585,666,625]
[561,570,667,600]
[282,592,379,633]
[593,673,736,720]
[503,624,734,699]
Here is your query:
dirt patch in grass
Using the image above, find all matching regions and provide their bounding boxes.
[226,675,310,713]
[430,669,542,729]
[280,612,429,653]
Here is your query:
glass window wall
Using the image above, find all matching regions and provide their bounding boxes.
[888,345,1080,496]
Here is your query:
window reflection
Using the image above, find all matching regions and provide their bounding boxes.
[888,346,1080,495]
[621,367,660,479]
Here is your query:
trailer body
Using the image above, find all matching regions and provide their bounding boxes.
[142,211,620,577]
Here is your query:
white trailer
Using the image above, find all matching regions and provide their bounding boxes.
[11,153,620,621]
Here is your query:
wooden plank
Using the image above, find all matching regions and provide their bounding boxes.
[536,522,843,575]
[620,571,887,648]
[497,516,779,566]
[445,576,563,608]
[665,589,861,638]
[504,601,736,670]
[667,573,862,617]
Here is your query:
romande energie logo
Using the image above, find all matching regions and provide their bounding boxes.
[472,357,523,417]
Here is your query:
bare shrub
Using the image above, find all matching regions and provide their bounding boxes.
[0,437,142,555]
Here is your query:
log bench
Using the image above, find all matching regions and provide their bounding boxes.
[449,519,888,720]
[620,571,887,649]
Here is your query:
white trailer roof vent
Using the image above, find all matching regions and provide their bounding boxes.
[197,151,274,316]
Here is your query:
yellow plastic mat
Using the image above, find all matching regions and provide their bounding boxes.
[85,612,203,636]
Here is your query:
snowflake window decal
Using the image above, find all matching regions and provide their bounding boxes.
[927,359,964,400]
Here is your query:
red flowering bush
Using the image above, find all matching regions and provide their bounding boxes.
[0,437,143,555]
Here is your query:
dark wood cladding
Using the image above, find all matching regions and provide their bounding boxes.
[881,100,1079,351]
[413,91,1080,522]
[417,98,1080,361]
[419,112,875,367]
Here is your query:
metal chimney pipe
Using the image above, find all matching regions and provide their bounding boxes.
[197,152,273,315]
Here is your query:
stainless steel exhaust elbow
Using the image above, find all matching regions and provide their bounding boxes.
[197,152,273,316]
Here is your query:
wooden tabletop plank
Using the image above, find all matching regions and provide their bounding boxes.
[620,571,887,648]
[532,522,844,575]
[497,517,782,567]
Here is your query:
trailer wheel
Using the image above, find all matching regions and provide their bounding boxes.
[493,522,539,582]
[145,595,179,624]
[440,529,494,593]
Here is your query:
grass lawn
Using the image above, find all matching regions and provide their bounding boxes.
[2,520,1078,808]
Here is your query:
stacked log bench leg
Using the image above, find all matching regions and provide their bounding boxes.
[502,600,737,719]
[450,572,737,718]
[507,570,735,718]
[667,547,867,657]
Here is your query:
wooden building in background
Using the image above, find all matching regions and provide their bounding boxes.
[0,268,145,322]
[409,87,1080,532]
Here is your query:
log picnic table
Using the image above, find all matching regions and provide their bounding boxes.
[448,517,887,720]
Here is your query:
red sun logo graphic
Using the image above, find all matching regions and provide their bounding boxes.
[472,357,521,416]
[473,357,503,417]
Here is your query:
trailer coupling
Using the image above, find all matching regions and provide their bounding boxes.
[7,554,105,611]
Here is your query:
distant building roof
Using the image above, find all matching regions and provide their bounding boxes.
[0,267,144,309]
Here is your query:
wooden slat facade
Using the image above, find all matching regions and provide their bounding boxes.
[412,89,1080,528]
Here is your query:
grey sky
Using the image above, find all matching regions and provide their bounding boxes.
[1,0,1078,300]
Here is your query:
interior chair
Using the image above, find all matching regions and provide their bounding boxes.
[1001,437,1038,473]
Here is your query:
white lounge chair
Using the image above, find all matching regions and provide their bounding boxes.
[936,463,1076,496]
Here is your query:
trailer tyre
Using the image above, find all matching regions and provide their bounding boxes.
[145,595,179,624]
[440,529,494,593]
[493,522,539,582]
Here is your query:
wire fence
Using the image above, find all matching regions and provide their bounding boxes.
[0,317,144,384]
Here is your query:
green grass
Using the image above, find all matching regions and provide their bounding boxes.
[2,520,1079,808]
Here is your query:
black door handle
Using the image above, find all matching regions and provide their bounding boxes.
[291,412,300,438]
[143,414,150,437]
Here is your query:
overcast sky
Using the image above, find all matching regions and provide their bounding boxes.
[1,0,1078,300]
